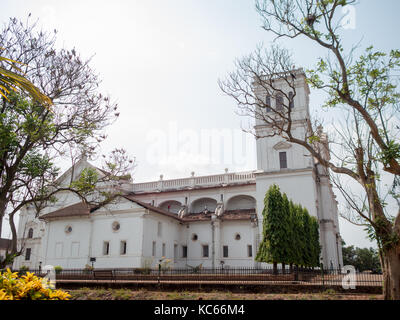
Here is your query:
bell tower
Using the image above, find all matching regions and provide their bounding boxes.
[252,68,343,268]
[253,69,313,173]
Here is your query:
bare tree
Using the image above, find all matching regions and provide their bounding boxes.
[219,0,400,300]
[0,17,135,268]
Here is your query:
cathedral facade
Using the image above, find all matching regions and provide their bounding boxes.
[13,70,343,270]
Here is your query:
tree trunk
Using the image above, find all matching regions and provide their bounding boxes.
[0,198,7,238]
[273,262,277,275]
[282,262,285,274]
[8,212,19,257]
[382,245,400,300]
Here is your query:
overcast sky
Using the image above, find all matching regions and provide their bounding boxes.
[1,0,400,248]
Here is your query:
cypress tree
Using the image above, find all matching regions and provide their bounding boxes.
[297,206,310,268]
[294,203,306,267]
[256,185,322,272]
[255,184,287,274]
[281,193,292,272]
[289,201,302,269]
[310,216,321,267]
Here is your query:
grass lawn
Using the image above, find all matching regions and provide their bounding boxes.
[66,287,383,300]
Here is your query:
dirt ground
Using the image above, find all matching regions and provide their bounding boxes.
[66,287,383,300]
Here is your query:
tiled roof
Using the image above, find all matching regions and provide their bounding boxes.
[122,195,182,221]
[124,196,255,222]
[39,196,255,223]
[39,202,95,220]
[181,209,256,222]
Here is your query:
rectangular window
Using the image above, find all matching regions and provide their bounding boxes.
[55,242,63,258]
[279,152,287,169]
[266,95,271,112]
[25,248,31,261]
[162,243,166,257]
[223,245,229,258]
[289,91,294,109]
[174,244,178,261]
[247,245,253,257]
[157,222,162,237]
[103,241,110,255]
[182,245,188,258]
[276,94,284,110]
[202,245,209,258]
[120,241,127,255]
[71,242,80,257]
[152,241,156,256]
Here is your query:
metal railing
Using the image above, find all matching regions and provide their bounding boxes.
[132,171,256,193]
[3,267,383,287]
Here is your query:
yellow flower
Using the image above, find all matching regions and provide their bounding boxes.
[0,289,10,300]
[0,270,70,300]
[49,290,71,300]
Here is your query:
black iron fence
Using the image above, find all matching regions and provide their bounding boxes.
[1,267,383,287]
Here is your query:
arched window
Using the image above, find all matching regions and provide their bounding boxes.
[226,195,256,211]
[27,228,33,239]
[190,198,218,213]
[159,200,182,214]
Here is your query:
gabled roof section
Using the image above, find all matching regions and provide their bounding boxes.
[55,157,105,187]
[55,158,131,189]
[39,202,96,220]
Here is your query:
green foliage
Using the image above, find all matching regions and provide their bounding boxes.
[18,265,29,273]
[256,184,286,263]
[0,269,70,300]
[54,266,63,275]
[69,168,99,195]
[377,140,400,167]
[342,244,381,273]
[256,185,321,267]
[310,216,322,267]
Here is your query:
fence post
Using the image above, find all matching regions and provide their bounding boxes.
[158,263,161,287]
[321,263,325,288]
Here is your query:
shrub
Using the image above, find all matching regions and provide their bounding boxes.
[83,264,94,275]
[54,266,63,274]
[19,265,29,272]
[0,269,71,300]
[18,265,29,276]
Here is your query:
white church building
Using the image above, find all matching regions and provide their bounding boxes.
[13,70,343,271]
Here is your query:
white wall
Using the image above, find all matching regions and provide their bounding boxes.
[255,169,318,221]
[42,217,91,269]
[219,220,257,267]
[141,211,182,268]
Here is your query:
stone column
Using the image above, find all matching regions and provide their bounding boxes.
[211,216,221,269]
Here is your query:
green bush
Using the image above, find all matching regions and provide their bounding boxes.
[54,266,63,274]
